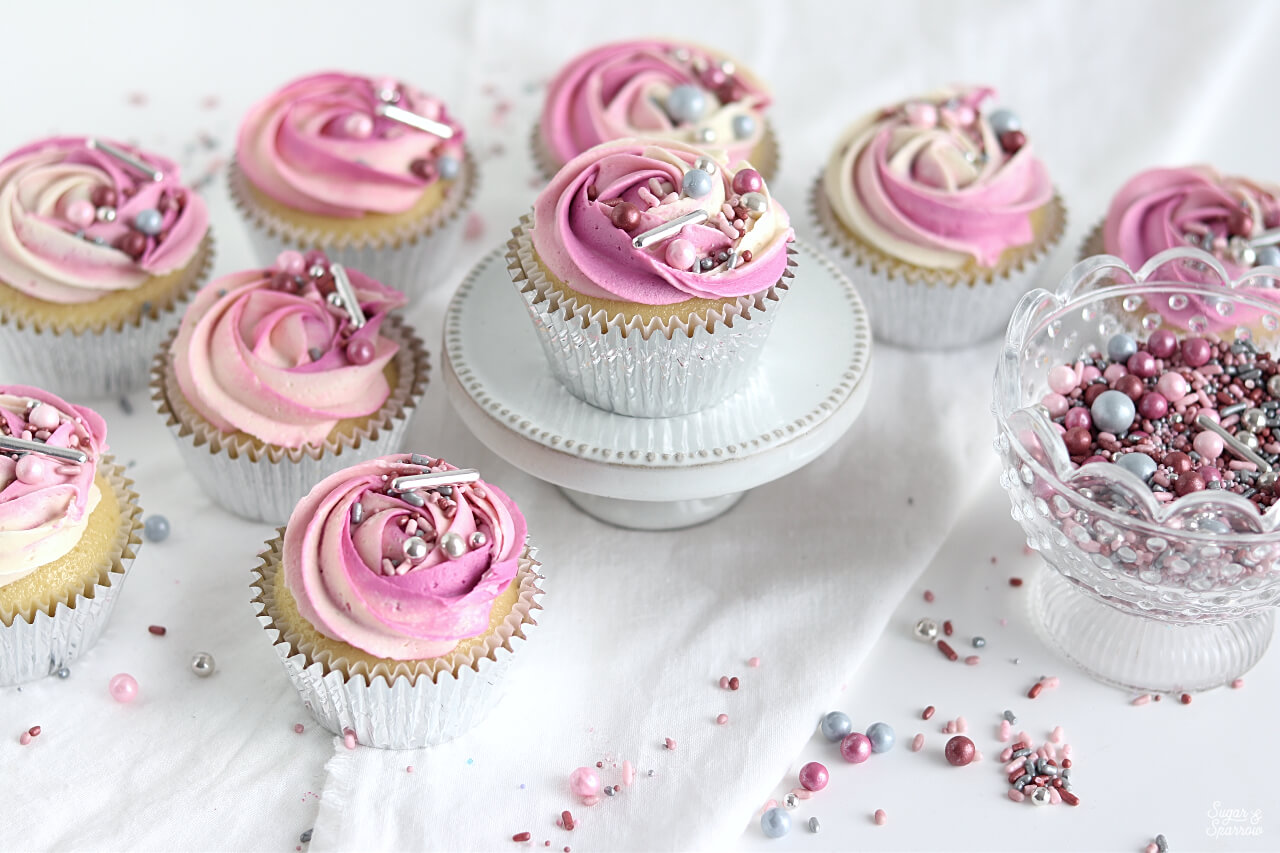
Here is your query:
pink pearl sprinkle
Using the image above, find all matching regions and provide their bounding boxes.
[343,730,357,750]
[276,250,306,276]
[1231,678,1245,689]
[108,673,138,703]
[716,713,729,726]
[719,675,730,689]
[343,112,374,138]
[910,734,924,752]
[664,238,696,271]
[66,199,96,229]
[294,723,305,733]
[664,737,676,751]
[19,732,32,746]
[798,761,829,792]
[873,809,887,826]
[747,657,760,668]
[569,767,601,799]
[1047,364,1077,394]
[406,765,414,773]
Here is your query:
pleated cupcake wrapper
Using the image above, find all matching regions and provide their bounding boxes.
[227,154,478,304]
[0,234,215,397]
[507,216,794,417]
[150,317,429,524]
[529,120,781,184]
[0,459,143,685]
[1078,219,1105,261]
[251,535,544,749]
[809,174,1067,350]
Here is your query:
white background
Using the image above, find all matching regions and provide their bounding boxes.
[2,1,1279,851]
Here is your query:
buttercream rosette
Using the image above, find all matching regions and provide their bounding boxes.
[534,39,777,181]
[152,252,429,523]
[812,86,1066,349]
[0,136,213,395]
[1080,165,1280,331]
[251,454,543,748]
[510,137,796,416]
[228,71,477,301]
[1,385,142,685]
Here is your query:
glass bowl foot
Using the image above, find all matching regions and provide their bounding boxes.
[1031,566,1275,694]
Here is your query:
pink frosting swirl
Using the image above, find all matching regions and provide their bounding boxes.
[541,39,770,169]
[283,454,527,660]
[822,87,1053,269]
[531,139,792,305]
[1103,165,1280,278]
[1,385,108,586]
[0,136,209,304]
[172,252,406,448]
[237,71,467,218]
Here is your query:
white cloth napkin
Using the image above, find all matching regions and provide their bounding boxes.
[3,1,1278,850]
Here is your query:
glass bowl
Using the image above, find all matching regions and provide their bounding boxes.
[994,246,1280,693]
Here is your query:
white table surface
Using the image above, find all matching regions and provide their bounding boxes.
[3,2,1279,851]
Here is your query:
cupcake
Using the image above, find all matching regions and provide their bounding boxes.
[0,136,213,397]
[813,86,1066,349]
[535,39,777,182]
[1080,165,1280,328]
[228,71,475,301]
[251,453,543,748]
[509,138,795,417]
[151,252,429,523]
[0,385,142,685]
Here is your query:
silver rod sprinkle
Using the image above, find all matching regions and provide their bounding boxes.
[1249,228,1280,249]
[1196,415,1272,472]
[328,264,366,329]
[375,103,455,139]
[390,468,480,493]
[87,139,164,182]
[632,209,710,249]
[0,436,88,464]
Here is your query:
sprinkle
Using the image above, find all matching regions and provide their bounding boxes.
[19,732,31,746]
[300,829,312,843]
[637,186,660,208]
[922,705,935,720]
[1028,682,1044,699]
[748,656,761,667]
[716,714,729,725]
[719,676,730,689]
[729,676,740,690]
[1009,577,1024,587]
[1000,720,1012,741]
[147,625,166,636]
[1003,709,1017,724]
[1008,788,1025,802]
[343,729,357,749]
[943,620,954,636]
[964,655,981,665]
[560,811,575,831]
[808,817,820,833]
[294,723,305,733]
[28,725,40,737]
[956,716,968,733]
[1155,833,1168,852]
[512,832,531,842]
[622,760,634,786]
[972,636,986,648]
[664,737,676,750]
[1231,678,1245,688]
[1180,693,1192,705]
[911,734,924,751]
[937,640,958,661]
[873,809,887,826]
[1050,726,1064,743]
[1131,694,1152,706]
[923,589,935,602]
[1060,789,1080,806]
[406,766,414,773]
[1043,676,1060,688]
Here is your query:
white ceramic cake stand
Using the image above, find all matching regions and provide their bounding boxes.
[442,241,873,530]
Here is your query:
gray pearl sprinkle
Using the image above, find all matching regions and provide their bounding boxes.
[987,108,1021,136]
[1155,835,1168,853]
[820,711,853,742]
[731,114,757,141]
[133,208,163,235]
[300,829,313,844]
[1003,709,1017,724]
[807,817,820,834]
[1091,390,1137,434]
[1257,245,1280,268]
[143,515,171,543]
[190,651,215,677]
[1106,333,1138,363]
[56,667,70,679]
[972,636,986,648]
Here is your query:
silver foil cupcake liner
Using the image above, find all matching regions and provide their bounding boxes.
[230,155,477,304]
[252,539,544,749]
[0,235,215,397]
[809,175,1066,350]
[151,319,429,525]
[1,459,142,686]
[507,217,795,417]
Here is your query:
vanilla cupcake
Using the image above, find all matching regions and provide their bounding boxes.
[228,71,475,301]
[813,86,1065,349]
[252,453,543,748]
[535,39,777,181]
[0,136,213,396]
[152,253,428,523]
[0,385,141,685]
[510,138,794,416]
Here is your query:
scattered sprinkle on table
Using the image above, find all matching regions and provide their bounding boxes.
[923,589,935,603]
[512,831,531,843]
[294,723,305,733]
[147,625,166,636]
[716,714,729,725]
[747,656,761,667]
[1009,577,1024,587]
[874,809,887,826]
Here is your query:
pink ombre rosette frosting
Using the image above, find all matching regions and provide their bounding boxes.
[0,386,108,586]
[531,139,792,305]
[541,39,769,169]
[237,71,466,218]
[822,86,1053,270]
[283,454,527,660]
[1100,166,1280,329]
[0,137,208,304]
[172,251,406,448]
